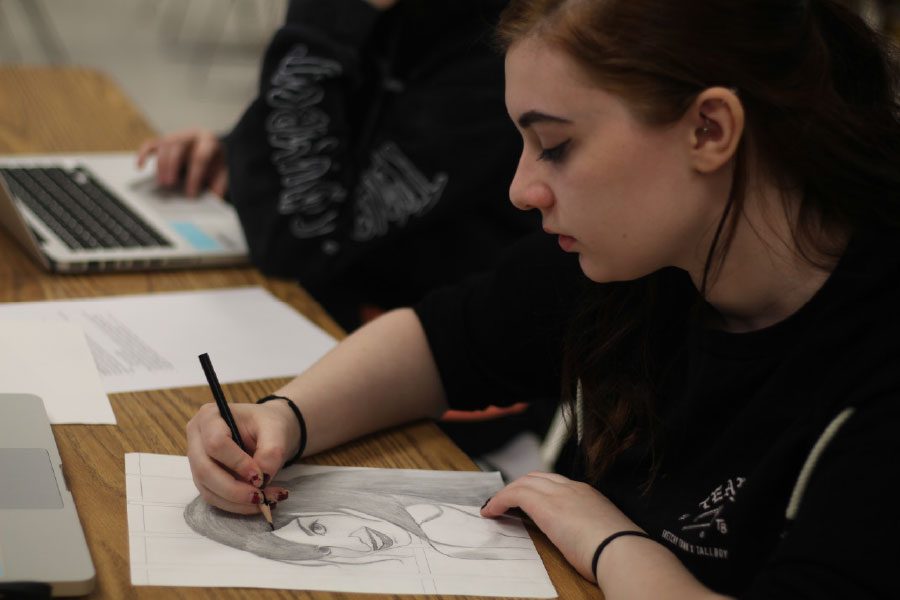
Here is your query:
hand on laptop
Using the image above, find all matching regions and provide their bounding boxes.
[137,128,228,199]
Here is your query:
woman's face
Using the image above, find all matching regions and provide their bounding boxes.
[273,509,413,558]
[505,36,717,282]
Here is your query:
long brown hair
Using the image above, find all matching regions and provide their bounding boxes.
[497,0,900,483]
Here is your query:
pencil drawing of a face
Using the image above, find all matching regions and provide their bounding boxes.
[273,508,414,557]
[184,468,533,565]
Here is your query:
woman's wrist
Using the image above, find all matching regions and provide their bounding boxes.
[592,530,652,583]
[593,532,724,599]
[257,395,306,463]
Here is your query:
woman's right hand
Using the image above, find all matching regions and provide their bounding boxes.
[136,128,228,198]
[186,400,300,514]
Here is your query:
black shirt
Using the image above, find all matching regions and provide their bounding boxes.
[415,231,900,598]
[225,0,537,328]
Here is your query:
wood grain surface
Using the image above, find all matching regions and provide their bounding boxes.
[0,67,601,600]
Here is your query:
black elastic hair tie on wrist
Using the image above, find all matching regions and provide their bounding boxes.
[591,530,652,581]
[256,394,307,463]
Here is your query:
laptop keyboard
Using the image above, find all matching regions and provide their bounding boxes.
[0,166,172,250]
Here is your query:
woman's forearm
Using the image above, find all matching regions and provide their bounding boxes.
[275,308,448,457]
[597,535,733,600]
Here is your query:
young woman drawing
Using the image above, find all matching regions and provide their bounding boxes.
[186,1,900,597]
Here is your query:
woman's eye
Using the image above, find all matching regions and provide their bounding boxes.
[538,140,571,163]
[310,520,326,535]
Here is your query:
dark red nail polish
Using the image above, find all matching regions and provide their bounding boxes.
[262,473,271,486]
[249,473,261,485]
[251,492,261,504]
[276,490,289,501]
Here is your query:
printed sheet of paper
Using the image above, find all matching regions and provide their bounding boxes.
[0,287,337,394]
[126,454,557,598]
[0,320,114,424]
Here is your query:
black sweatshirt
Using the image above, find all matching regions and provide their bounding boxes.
[225,0,537,328]
[415,230,900,598]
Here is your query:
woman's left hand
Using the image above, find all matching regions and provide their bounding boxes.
[481,472,640,582]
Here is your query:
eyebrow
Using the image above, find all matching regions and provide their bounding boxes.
[517,110,572,128]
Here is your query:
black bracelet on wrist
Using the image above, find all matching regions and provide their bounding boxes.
[591,530,652,581]
[256,394,307,463]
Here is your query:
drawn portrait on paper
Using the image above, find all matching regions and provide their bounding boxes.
[184,466,536,570]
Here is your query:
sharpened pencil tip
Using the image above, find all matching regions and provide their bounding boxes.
[259,499,274,530]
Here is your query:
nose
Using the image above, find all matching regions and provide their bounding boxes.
[350,527,373,551]
[509,154,554,212]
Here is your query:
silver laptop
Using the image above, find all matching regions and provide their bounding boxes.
[0,394,95,596]
[0,153,248,273]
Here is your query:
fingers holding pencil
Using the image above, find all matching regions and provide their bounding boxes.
[189,404,261,479]
[186,402,295,515]
[196,353,279,530]
[187,407,261,508]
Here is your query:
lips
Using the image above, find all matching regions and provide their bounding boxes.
[361,526,394,551]
[543,227,576,252]
[557,234,576,252]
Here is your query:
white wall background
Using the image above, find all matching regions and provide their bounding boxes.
[0,0,286,135]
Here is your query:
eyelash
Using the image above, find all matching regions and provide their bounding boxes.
[538,140,571,163]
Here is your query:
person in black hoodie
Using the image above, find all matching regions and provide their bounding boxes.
[138,0,537,330]
[184,0,900,598]
[140,0,549,468]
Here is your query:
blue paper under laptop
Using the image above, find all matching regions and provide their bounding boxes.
[0,153,248,273]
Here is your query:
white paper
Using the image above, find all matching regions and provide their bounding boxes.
[126,453,557,598]
[0,320,114,424]
[0,287,337,394]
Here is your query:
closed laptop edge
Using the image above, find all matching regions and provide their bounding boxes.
[0,394,96,597]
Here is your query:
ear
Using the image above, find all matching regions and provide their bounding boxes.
[686,87,744,174]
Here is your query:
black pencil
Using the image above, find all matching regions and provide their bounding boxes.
[198,352,273,530]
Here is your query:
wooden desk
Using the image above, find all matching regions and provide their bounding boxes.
[0,67,599,599]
